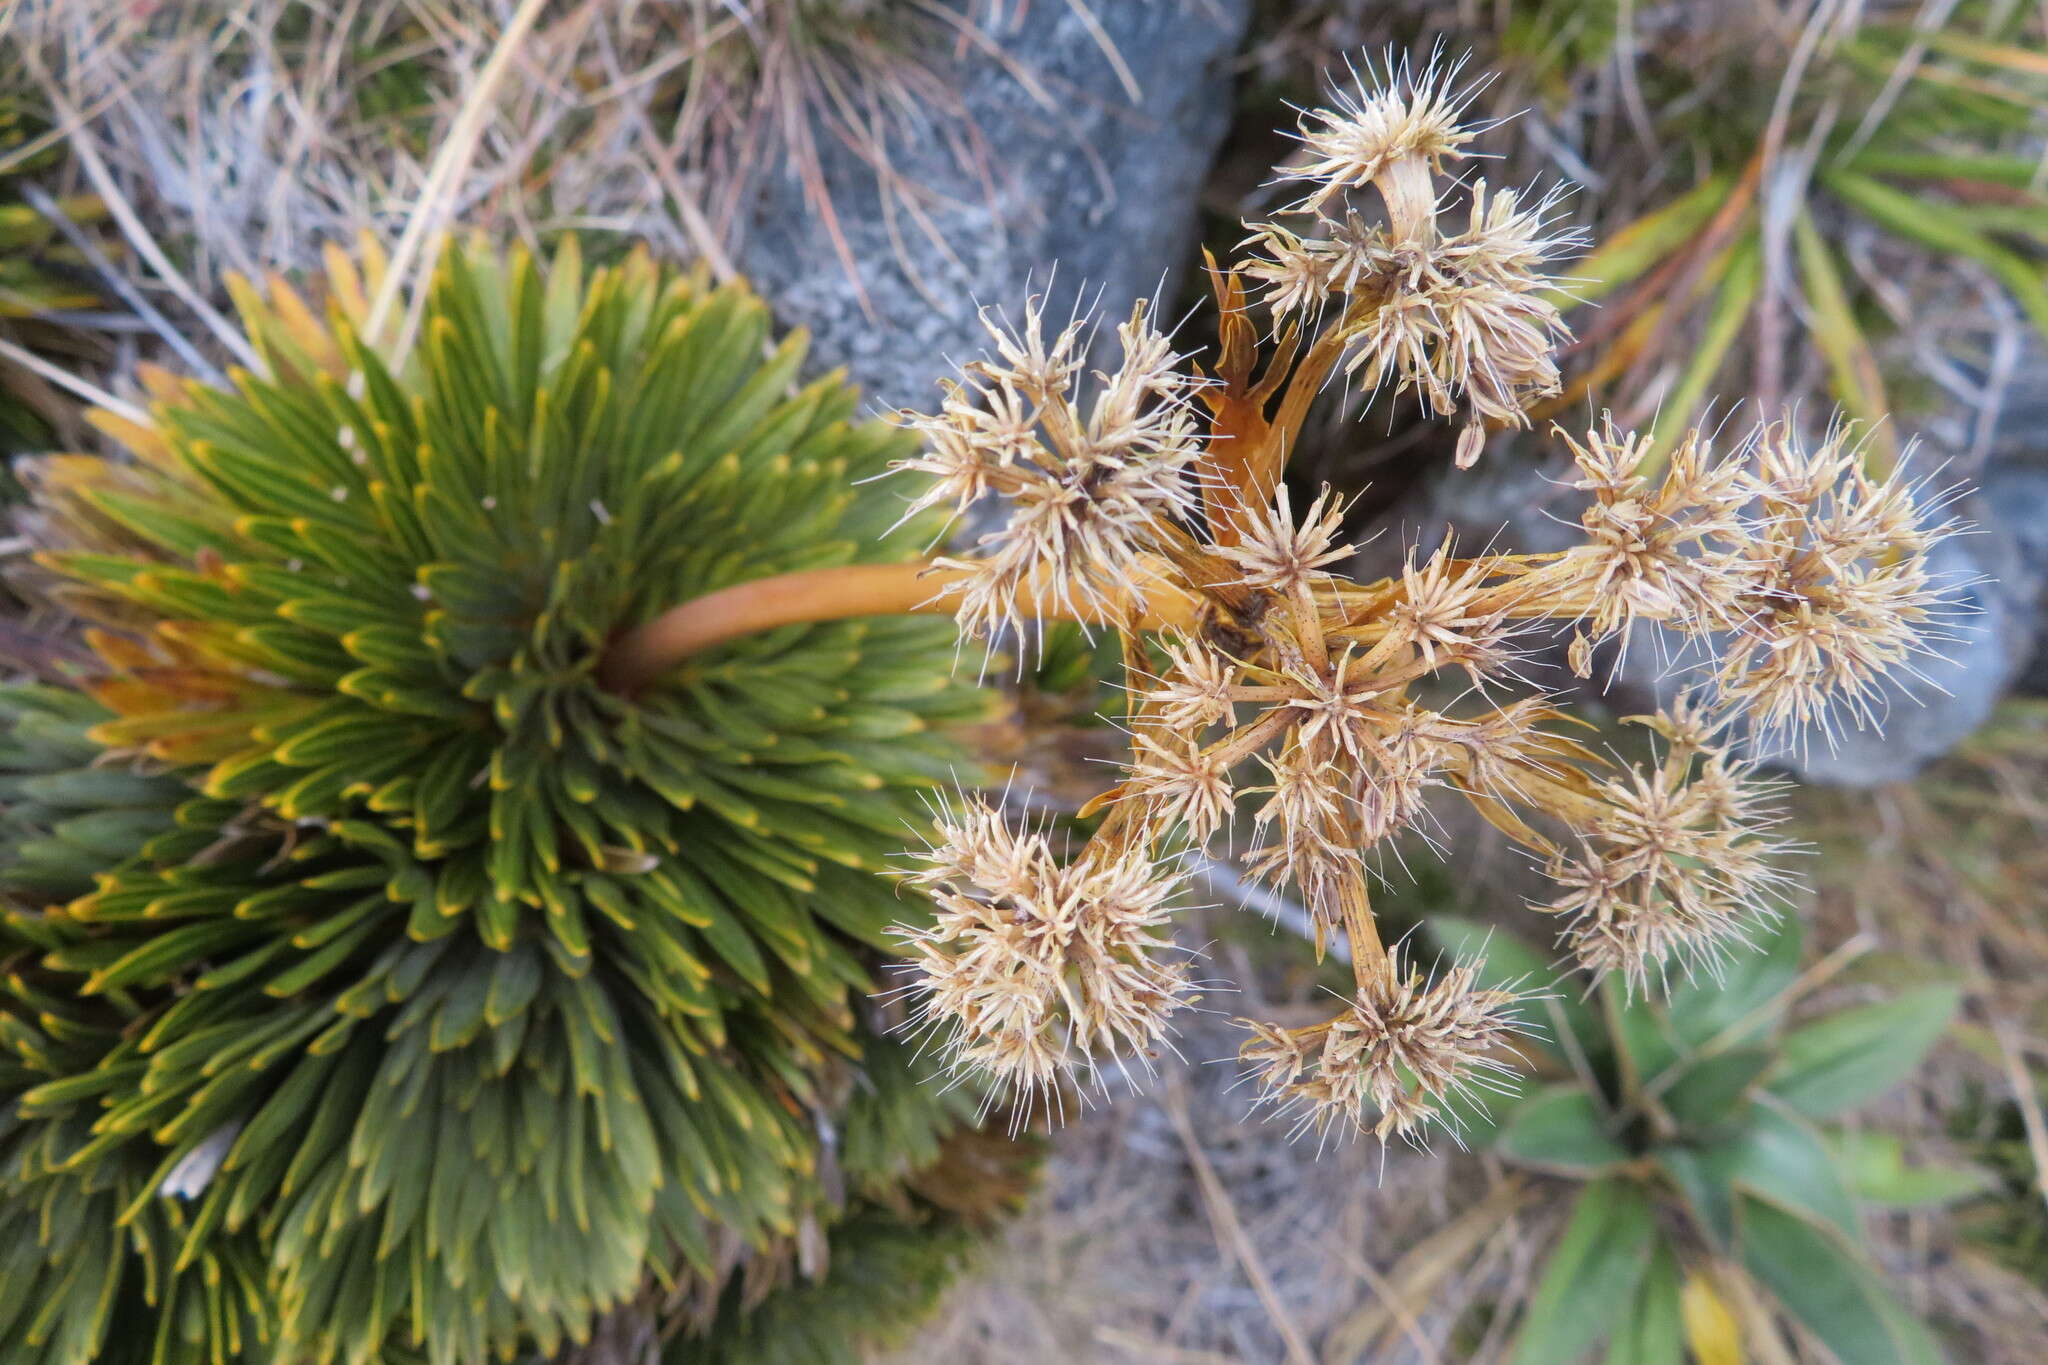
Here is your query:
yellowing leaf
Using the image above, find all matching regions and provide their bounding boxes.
[1681,1269,1743,1365]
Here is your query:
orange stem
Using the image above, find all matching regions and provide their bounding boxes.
[600,557,1204,695]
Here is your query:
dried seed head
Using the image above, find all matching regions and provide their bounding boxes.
[1342,268,1568,464]
[1215,483,1356,593]
[1709,424,1962,738]
[1325,180,1573,464]
[874,51,1968,1152]
[1562,419,1748,641]
[1141,634,1241,733]
[908,790,1046,895]
[977,294,1087,400]
[1246,737,1362,924]
[1126,732,1236,846]
[1440,181,1577,286]
[899,301,1209,644]
[1241,223,1341,319]
[1538,733,1791,991]
[1287,53,1482,213]
[1431,696,1570,793]
[1244,953,1524,1144]
[895,805,1195,1097]
[1385,545,1512,669]
[1280,650,1390,765]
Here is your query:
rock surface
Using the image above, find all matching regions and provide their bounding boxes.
[736,0,1252,414]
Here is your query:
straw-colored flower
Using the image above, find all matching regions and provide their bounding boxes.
[1288,54,1483,215]
[1244,953,1523,1143]
[876,56,1960,1146]
[895,796,1194,1097]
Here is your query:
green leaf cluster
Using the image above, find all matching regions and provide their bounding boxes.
[1501,0,2048,463]
[1437,915,1974,1364]
[0,240,998,1363]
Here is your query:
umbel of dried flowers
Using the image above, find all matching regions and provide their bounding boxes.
[611,56,1962,1145]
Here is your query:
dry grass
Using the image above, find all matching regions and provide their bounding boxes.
[4,0,1003,380]
[877,1015,1543,1365]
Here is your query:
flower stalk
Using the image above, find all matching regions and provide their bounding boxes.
[603,53,1962,1145]
[601,555,1202,694]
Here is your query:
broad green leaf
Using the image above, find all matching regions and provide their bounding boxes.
[1830,1130,1992,1208]
[1659,1146,1738,1250]
[1661,1047,1772,1132]
[1605,986,1681,1094]
[1660,1100,1860,1249]
[1766,985,1960,1118]
[1724,1102,1862,1242]
[1603,1241,1684,1365]
[1495,1085,1630,1175]
[1510,1179,1657,1365]
[1667,913,1802,1048]
[1739,1196,1946,1365]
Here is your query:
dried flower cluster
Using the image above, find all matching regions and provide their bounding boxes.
[893,300,1209,644]
[1242,955,1522,1141]
[897,795,1193,1099]
[885,57,1962,1143]
[1245,54,1575,467]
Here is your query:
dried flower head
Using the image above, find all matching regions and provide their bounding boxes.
[1562,419,1750,644]
[1337,188,1574,465]
[1537,722,1794,992]
[1287,52,1484,216]
[1126,732,1236,845]
[1141,634,1242,733]
[1240,223,1341,320]
[1708,424,1961,738]
[1244,952,1524,1143]
[892,300,1208,644]
[894,795,1195,1101]
[871,56,1961,1144]
[1215,484,1356,593]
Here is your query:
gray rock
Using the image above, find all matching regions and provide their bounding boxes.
[735,0,1251,414]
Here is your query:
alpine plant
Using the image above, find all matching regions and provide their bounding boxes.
[0,239,1004,1365]
[605,56,1966,1147]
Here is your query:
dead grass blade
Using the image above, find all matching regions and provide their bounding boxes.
[19,46,259,370]
[366,0,551,354]
[1321,1174,1531,1364]
[1162,1076,1320,1365]
[1993,1019,2048,1216]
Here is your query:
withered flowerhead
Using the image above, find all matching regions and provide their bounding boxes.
[1288,51,1484,219]
[884,56,1963,1145]
[1254,56,1578,467]
[892,299,1209,646]
[895,794,1194,1107]
[1243,951,1526,1144]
